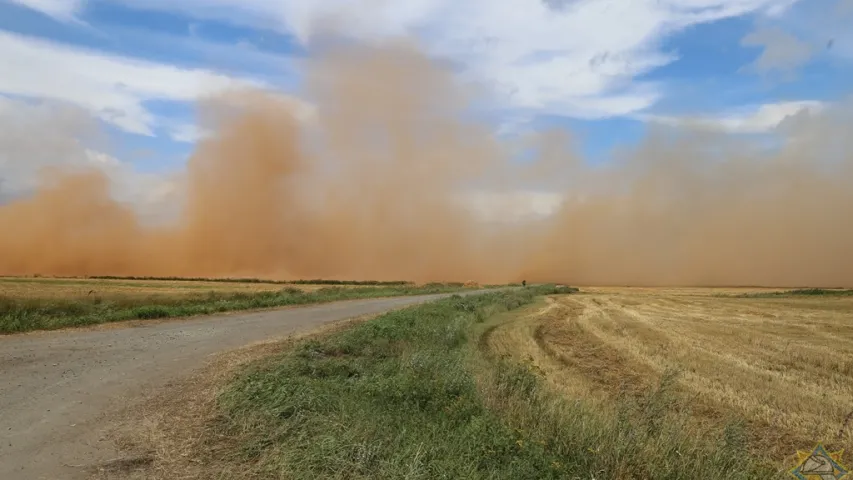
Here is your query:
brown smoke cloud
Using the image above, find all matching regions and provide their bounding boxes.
[0,39,851,287]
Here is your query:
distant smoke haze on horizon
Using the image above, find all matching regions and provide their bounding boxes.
[0,39,851,287]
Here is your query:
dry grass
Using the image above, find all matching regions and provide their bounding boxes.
[1,277,470,333]
[484,287,853,465]
[0,276,340,299]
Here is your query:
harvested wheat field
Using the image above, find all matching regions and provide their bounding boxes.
[0,276,465,334]
[0,276,349,299]
[484,287,853,467]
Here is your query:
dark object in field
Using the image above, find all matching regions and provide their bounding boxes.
[522,280,527,287]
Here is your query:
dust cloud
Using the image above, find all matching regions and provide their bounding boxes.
[0,40,851,287]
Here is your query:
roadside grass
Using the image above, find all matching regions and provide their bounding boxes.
[0,284,471,334]
[204,287,777,479]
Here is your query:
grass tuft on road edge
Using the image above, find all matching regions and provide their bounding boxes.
[207,286,778,479]
[0,284,469,334]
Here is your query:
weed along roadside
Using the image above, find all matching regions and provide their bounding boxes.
[174,286,777,479]
[0,283,474,334]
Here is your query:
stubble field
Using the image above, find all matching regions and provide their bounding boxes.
[484,287,853,466]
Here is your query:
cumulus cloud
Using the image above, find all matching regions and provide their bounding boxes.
[104,0,802,119]
[644,100,824,133]
[166,124,210,144]
[0,96,96,198]
[0,30,263,137]
[0,96,179,221]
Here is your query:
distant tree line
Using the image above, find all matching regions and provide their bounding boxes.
[87,275,414,286]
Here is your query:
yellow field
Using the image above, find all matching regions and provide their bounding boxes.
[0,276,349,299]
[485,287,853,464]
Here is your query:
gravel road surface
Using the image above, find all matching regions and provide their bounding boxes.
[0,291,488,479]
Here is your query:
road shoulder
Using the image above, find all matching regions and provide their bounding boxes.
[89,314,375,480]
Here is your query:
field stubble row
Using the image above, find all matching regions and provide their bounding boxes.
[485,288,853,467]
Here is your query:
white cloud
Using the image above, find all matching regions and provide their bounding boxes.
[7,0,85,21]
[167,124,210,143]
[0,96,93,198]
[88,150,183,223]
[763,0,800,16]
[0,30,264,137]
[107,0,802,119]
[0,96,181,220]
[644,100,824,133]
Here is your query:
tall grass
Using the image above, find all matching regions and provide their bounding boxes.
[209,287,779,479]
[0,284,469,334]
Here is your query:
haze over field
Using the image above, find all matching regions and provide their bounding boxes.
[0,40,851,287]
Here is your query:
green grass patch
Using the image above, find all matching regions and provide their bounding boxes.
[0,284,472,334]
[209,286,780,479]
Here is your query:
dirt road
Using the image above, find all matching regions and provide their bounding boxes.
[0,292,484,480]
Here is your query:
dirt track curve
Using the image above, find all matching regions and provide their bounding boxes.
[0,291,492,479]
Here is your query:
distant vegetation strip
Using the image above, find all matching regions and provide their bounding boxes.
[0,284,472,334]
[85,275,416,286]
[736,288,853,298]
[198,286,772,479]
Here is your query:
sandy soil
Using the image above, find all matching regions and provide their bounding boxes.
[0,292,475,480]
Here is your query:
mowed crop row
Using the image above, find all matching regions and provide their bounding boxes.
[484,287,853,467]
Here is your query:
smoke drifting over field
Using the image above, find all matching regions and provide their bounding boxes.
[1,40,851,287]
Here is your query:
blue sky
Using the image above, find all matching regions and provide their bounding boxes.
[0,0,850,177]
